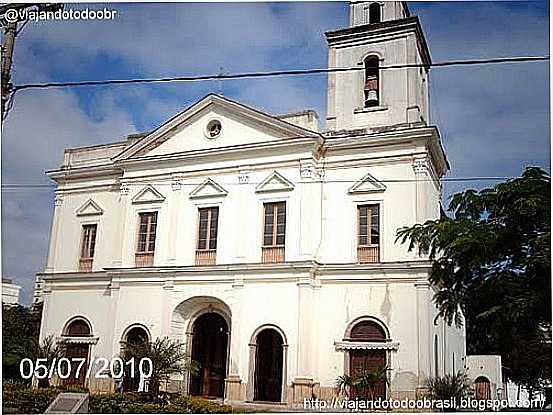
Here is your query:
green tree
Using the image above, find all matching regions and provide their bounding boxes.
[396,166,551,394]
[123,336,198,396]
[2,302,43,382]
[36,335,62,388]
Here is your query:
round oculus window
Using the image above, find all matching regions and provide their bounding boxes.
[205,119,222,139]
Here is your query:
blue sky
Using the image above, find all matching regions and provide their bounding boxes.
[2,1,550,304]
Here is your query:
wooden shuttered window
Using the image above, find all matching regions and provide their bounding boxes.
[262,202,286,263]
[79,224,97,272]
[357,204,380,263]
[195,207,219,265]
[135,212,157,267]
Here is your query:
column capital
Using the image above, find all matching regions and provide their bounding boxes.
[238,170,250,184]
[54,194,64,206]
[171,175,184,191]
[119,182,130,195]
[413,157,429,175]
[414,280,431,289]
[299,160,317,180]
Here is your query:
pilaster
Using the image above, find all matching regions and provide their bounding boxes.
[225,277,245,402]
[113,182,130,266]
[293,275,316,403]
[45,193,64,272]
[298,160,321,260]
[167,175,183,263]
[160,279,174,336]
[415,280,432,388]
[413,157,429,224]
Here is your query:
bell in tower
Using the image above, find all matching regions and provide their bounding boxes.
[326,1,431,132]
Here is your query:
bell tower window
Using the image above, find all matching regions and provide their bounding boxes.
[364,56,380,107]
[369,3,381,24]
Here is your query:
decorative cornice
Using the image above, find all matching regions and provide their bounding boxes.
[334,340,400,351]
[57,336,99,345]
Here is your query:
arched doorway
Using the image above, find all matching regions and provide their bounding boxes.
[348,319,387,399]
[190,312,229,398]
[254,328,284,402]
[122,326,150,391]
[63,318,92,386]
[474,376,491,400]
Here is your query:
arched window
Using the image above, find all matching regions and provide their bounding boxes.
[364,56,379,107]
[350,320,386,341]
[348,320,387,399]
[125,327,149,345]
[369,3,381,24]
[63,318,92,386]
[66,319,91,336]
[122,326,150,392]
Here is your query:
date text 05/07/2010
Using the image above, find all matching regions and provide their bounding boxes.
[19,357,152,380]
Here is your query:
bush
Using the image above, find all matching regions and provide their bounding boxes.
[425,371,472,411]
[3,381,244,414]
[173,396,243,413]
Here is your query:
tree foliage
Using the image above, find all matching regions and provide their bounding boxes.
[425,371,473,403]
[123,336,198,396]
[396,166,551,391]
[2,302,43,382]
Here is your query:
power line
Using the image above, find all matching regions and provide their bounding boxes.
[11,56,549,92]
[0,176,534,191]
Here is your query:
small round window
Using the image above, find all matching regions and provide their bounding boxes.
[206,119,222,139]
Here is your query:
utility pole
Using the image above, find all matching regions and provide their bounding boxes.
[0,3,63,125]
[1,19,17,122]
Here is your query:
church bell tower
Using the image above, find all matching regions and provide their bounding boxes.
[325,1,432,132]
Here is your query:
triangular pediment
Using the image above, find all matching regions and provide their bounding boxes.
[189,178,228,199]
[76,199,104,216]
[113,94,319,161]
[348,172,386,194]
[131,185,166,204]
[255,171,295,193]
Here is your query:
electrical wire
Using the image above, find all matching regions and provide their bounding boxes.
[11,56,549,92]
[0,176,538,191]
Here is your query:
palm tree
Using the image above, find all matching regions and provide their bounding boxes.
[123,336,198,396]
[336,374,354,397]
[354,366,389,400]
[36,335,61,388]
[425,371,472,408]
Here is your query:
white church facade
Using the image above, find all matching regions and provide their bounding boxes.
[37,1,466,405]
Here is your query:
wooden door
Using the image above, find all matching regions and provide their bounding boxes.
[349,349,386,399]
[190,313,228,398]
[475,377,491,400]
[254,329,283,402]
[64,344,89,386]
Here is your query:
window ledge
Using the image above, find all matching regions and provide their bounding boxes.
[354,105,389,114]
